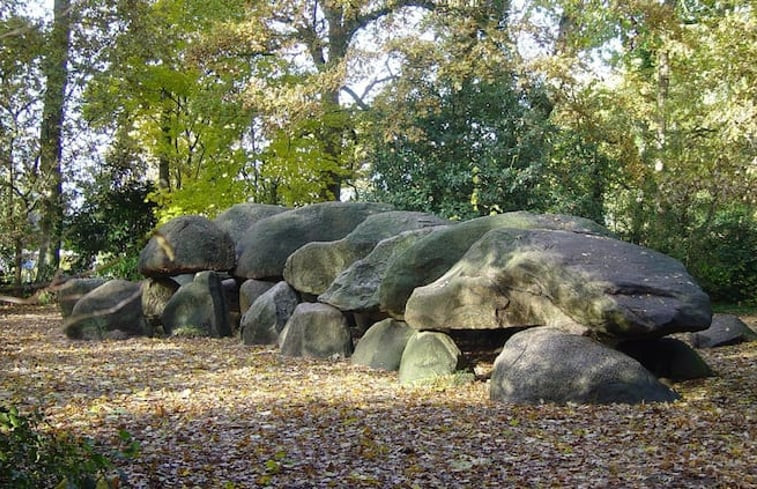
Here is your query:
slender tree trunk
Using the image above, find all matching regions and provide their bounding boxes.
[36,0,71,283]
[655,48,670,173]
[654,0,675,174]
[14,238,23,289]
[158,89,172,191]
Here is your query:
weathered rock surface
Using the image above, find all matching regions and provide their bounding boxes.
[351,319,415,371]
[161,271,231,337]
[398,331,463,385]
[405,228,712,340]
[690,314,757,348]
[58,278,107,318]
[379,212,613,318]
[279,303,353,358]
[490,328,679,405]
[141,278,180,331]
[617,338,713,381]
[213,203,287,253]
[138,216,235,277]
[221,278,241,331]
[240,282,299,345]
[239,279,277,313]
[64,280,146,340]
[319,227,444,312]
[284,211,448,296]
[234,201,393,280]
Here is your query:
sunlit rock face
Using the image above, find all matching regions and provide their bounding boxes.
[138,216,235,277]
[278,303,353,359]
[212,203,287,256]
[319,227,444,313]
[405,228,712,341]
[64,280,147,340]
[284,210,448,296]
[161,271,231,338]
[234,201,394,280]
[378,211,614,319]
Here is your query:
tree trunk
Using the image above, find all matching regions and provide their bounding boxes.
[14,238,23,289]
[36,0,71,283]
[158,89,172,190]
[319,88,344,201]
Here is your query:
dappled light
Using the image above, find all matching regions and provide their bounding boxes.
[1,304,755,487]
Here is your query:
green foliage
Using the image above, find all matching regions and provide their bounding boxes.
[0,9,46,286]
[0,405,139,489]
[65,180,156,275]
[82,0,259,220]
[367,75,554,220]
[683,204,756,304]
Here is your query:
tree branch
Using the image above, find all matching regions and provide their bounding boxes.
[340,85,370,110]
[349,0,437,37]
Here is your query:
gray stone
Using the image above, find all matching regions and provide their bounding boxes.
[234,201,393,280]
[690,314,757,348]
[222,278,241,331]
[172,274,195,286]
[138,215,235,277]
[239,279,277,313]
[398,331,463,385]
[617,338,713,381]
[161,271,231,337]
[379,212,613,318]
[58,278,107,318]
[319,227,443,312]
[279,303,353,358]
[351,319,415,371]
[141,278,180,331]
[405,228,712,340]
[284,211,448,296]
[490,328,680,405]
[213,203,287,254]
[63,280,147,340]
[240,282,300,345]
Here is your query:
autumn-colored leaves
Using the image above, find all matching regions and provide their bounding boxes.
[1,305,755,488]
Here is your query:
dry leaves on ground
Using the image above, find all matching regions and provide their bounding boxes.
[1,304,755,488]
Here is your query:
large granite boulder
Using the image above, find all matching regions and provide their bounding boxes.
[58,278,107,318]
[279,303,353,358]
[161,271,231,337]
[141,278,180,332]
[398,331,463,385]
[63,280,147,340]
[319,227,446,312]
[213,203,287,253]
[138,216,235,277]
[240,282,299,345]
[690,314,757,348]
[405,228,712,340]
[490,328,679,405]
[234,201,393,280]
[284,211,448,296]
[617,338,713,381]
[379,212,613,318]
[351,319,415,371]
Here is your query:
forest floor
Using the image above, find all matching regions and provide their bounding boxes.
[1,304,755,488]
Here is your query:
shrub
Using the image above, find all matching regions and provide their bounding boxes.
[686,205,757,305]
[0,406,139,489]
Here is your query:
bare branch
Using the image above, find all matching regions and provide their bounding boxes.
[340,85,370,110]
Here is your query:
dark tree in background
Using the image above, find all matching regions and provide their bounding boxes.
[65,180,156,279]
